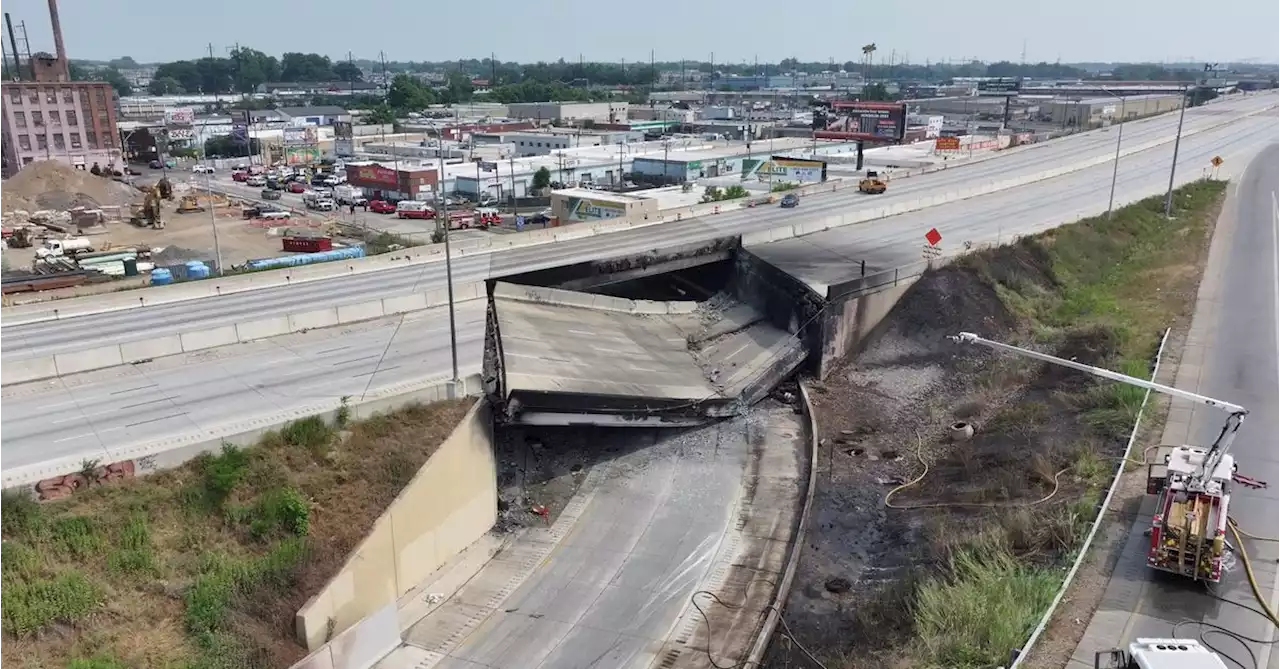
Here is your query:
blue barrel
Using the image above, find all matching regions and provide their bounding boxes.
[151,268,173,285]
[185,260,211,280]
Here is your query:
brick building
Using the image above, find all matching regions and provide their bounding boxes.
[0,0,122,176]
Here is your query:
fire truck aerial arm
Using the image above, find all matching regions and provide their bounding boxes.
[948,332,1248,417]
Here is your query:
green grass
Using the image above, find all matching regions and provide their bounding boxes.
[912,537,1061,668]
[2,571,104,637]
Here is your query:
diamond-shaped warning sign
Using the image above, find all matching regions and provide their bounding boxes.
[925,228,942,246]
[1211,155,1224,167]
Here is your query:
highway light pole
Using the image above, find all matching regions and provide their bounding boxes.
[437,151,460,391]
[1163,87,1189,217]
[1104,90,1126,219]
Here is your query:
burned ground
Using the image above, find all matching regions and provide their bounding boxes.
[764,181,1226,669]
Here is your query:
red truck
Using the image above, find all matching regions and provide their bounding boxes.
[369,199,396,214]
[282,236,333,253]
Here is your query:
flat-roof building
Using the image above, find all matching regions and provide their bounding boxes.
[506,101,629,124]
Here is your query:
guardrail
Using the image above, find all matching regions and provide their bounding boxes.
[1,282,486,385]
[1002,327,1172,668]
[1,372,483,496]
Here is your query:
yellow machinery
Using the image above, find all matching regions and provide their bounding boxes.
[858,170,887,194]
[177,194,206,214]
[131,187,166,229]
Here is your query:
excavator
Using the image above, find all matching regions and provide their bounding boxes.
[950,332,1251,583]
[130,187,166,229]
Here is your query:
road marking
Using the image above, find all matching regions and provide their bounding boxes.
[125,412,188,428]
[54,431,97,443]
[1269,190,1280,383]
[110,383,158,395]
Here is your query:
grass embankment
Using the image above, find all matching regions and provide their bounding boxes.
[2,399,471,669]
[888,180,1226,668]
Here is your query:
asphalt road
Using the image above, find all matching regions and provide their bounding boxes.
[1068,144,1278,668]
[0,301,486,469]
[3,92,1274,362]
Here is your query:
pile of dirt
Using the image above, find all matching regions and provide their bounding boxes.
[150,245,211,266]
[1,160,141,213]
[881,266,1019,342]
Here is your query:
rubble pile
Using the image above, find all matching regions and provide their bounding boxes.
[2,160,139,213]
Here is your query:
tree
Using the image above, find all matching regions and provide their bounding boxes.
[229,48,280,93]
[441,71,474,104]
[860,82,892,101]
[532,167,551,190]
[333,61,363,82]
[204,134,261,158]
[148,76,184,95]
[365,104,397,124]
[386,74,435,112]
[108,56,139,69]
[280,52,334,81]
[97,67,132,97]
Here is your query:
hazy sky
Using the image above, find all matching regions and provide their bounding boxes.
[5,0,1277,66]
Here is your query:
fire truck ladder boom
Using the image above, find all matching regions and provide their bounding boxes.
[948,332,1247,485]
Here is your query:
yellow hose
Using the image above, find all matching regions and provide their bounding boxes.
[1228,518,1279,627]
[884,431,1067,510]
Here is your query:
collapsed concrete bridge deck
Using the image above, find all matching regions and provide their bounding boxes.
[482,282,807,426]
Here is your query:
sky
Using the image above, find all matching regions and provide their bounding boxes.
[3,0,1277,67]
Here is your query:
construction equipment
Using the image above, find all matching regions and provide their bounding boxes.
[130,187,166,229]
[6,228,33,248]
[949,332,1249,583]
[859,170,887,194]
[177,194,206,214]
[1094,638,1230,668]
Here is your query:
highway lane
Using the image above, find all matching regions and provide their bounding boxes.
[1065,144,1279,668]
[3,93,1274,361]
[751,114,1280,289]
[0,300,486,469]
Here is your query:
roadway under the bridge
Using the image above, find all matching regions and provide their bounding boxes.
[484,282,806,426]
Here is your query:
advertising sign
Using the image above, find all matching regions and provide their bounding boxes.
[283,127,309,146]
[350,163,400,187]
[333,121,353,140]
[934,136,962,151]
[813,101,907,142]
[760,157,827,183]
[335,139,355,157]
[564,196,626,222]
[285,146,320,165]
[479,161,498,172]
[978,78,1022,96]
[164,107,195,126]
[166,127,196,140]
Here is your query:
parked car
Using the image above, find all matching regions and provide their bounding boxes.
[231,171,249,182]
[148,159,163,169]
[246,176,266,187]
[369,199,396,214]
[261,189,282,200]
[191,164,215,174]
[780,193,800,208]
[288,181,307,194]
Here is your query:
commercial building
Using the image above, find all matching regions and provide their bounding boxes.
[277,106,352,126]
[343,161,438,201]
[493,128,645,156]
[549,188,658,223]
[0,0,121,175]
[1038,93,1184,127]
[506,102,629,124]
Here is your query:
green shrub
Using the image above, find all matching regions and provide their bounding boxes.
[280,416,333,452]
[248,487,310,539]
[2,489,45,538]
[2,570,103,636]
[2,541,43,582]
[68,655,130,669]
[52,515,104,559]
[200,445,250,505]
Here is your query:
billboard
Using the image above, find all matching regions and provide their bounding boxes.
[285,146,320,165]
[349,163,400,188]
[934,136,961,151]
[335,139,355,157]
[813,101,907,142]
[283,127,308,146]
[166,127,196,140]
[164,107,195,126]
[760,157,827,183]
[333,121,353,140]
[564,196,626,222]
[978,78,1021,96]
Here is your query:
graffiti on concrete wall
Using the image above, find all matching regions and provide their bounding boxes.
[33,455,158,501]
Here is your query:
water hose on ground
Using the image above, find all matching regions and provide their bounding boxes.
[883,431,1067,510]
[1227,517,1279,628]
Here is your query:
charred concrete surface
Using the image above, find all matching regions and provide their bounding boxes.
[483,282,806,426]
[379,399,808,669]
[499,237,739,293]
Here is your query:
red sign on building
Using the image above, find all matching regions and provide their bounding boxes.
[349,164,399,187]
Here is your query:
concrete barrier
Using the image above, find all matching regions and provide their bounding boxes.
[0,283,488,386]
[289,603,400,669]
[1,373,484,494]
[294,399,497,651]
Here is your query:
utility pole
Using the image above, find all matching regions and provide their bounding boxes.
[616,142,625,191]
[1163,87,1188,217]
[207,43,221,111]
[379,51,387,94]
[508,155,516,213]
[436,153,460,391]
[347,51,355,97]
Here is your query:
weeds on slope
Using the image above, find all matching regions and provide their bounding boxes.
[0,399,471,669]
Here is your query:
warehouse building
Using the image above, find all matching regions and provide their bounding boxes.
[506,101,629,124]
[550,188,659,223]
[1038,93,1184,127]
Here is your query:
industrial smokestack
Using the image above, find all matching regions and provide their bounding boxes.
[5,13,22,80]
[46,0,66,75]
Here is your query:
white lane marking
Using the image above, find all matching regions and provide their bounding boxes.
[1269,190,1280,386]
[52,426,121,443]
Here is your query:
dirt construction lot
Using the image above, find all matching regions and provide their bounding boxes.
[764,180,1225,669]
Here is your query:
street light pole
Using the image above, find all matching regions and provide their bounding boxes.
[437,152,460,391]
[1163,87,1189,217]
[1105,91,1126,219]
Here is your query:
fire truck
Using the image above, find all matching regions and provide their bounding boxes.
[949,332,1251,583]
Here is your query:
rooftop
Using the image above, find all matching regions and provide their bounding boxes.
[277,106,349,117]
